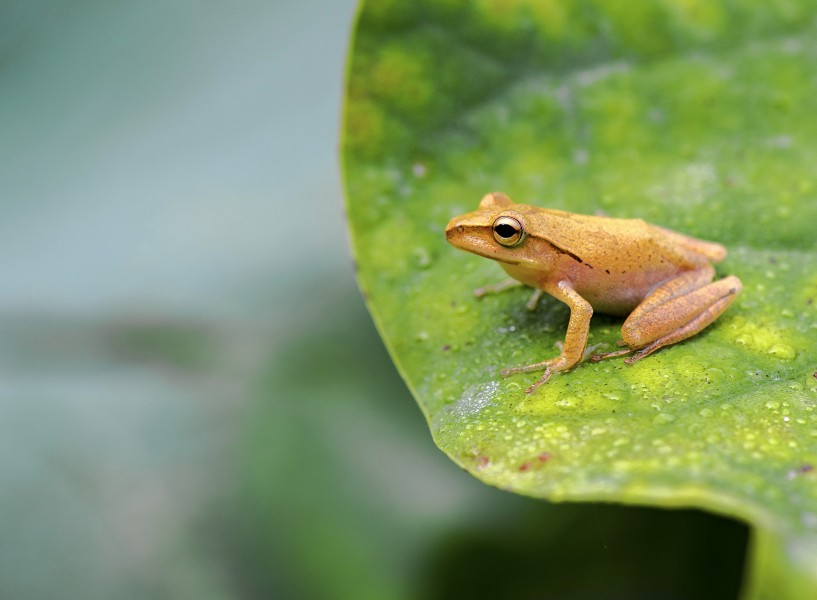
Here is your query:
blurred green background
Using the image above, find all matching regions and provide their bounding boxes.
[1,2,750,599]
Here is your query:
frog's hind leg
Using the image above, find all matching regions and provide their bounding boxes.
[651,225,727,263]
[591,266,742,364]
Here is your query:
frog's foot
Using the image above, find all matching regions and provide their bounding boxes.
[501,361,550,376]
[590,348,633,362]
[525,368,553,394]
[474,278,522,298]
[501,361,554,394]
[624,343,661,364]
[590,343,633,362]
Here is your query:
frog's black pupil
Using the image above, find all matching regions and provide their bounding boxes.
[495,223,517,239]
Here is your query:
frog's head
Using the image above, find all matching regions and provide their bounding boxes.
[446,192,540,267]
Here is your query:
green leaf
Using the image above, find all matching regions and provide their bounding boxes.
[343,1,817,594]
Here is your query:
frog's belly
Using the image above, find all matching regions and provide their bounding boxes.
[499,261,693,317]
[575,268,684,317]
[578,285,648,317]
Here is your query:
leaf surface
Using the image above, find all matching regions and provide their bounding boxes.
[343,1,817,593]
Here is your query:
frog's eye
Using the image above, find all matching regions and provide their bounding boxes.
[492,216,525,247]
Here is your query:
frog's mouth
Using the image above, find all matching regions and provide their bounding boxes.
[465,248,522,266]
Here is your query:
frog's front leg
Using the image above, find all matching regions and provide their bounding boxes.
[592,265,742,364]
[474,277,521,298]
[502,281,592,393]
[474,278,543,311]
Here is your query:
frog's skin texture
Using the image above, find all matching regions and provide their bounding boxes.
[445,192,743,393]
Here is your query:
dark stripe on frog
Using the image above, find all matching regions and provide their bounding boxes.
[546,240,592,268]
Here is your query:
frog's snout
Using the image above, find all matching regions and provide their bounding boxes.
[444,221,464,244]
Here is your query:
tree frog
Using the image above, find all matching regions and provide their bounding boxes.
[445,192,742,393]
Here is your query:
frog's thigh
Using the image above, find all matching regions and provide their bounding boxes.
[621,268,741,349]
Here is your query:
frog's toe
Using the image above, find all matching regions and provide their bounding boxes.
[590,347,633,362]
[524,367,553,394]
[623,343,662,364]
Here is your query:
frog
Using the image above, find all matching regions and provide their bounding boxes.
[445,192,742,393]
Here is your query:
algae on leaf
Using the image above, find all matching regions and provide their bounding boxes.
[343,1,817,596]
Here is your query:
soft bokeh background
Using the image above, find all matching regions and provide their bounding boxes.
[1,2,749,599]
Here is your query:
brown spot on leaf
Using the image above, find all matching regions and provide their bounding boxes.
[518,453,552,473]
[787,463,814,480]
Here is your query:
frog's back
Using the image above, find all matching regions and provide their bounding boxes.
[648,224,727,262]
[523,206,724,268]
